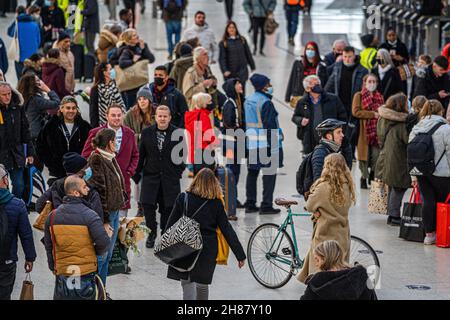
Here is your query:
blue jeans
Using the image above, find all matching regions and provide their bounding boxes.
[165,20,182,55]
[97,211,120,285]
[8,168,24,199]
[285,6,300,39]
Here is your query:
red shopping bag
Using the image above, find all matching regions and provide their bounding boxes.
[436,194,450,248]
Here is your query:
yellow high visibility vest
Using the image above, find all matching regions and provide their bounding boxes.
[360,47,378,71]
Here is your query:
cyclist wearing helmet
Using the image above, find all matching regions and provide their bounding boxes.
[311,118,348,182]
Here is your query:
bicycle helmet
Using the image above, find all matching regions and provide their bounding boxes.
[315,119,346,136]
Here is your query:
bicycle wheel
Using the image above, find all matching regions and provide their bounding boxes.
[247,223,296,289]
[350,235,381,289]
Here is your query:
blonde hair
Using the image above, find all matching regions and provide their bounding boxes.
[411,95,427,114]
[419,99,444,119]
[155,105,171,115]
[314,240,350,272]
[119,28,137,46]
[191,92,211,110]
[311,153,355,207]
[186,168,222,200]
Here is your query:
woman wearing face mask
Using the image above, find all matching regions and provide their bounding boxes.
[352,73,383,189]
[89,62,125,128]
[285,41,326,106]
[379,28,409,67]
[218,21,255,94]
[371,48,404,101]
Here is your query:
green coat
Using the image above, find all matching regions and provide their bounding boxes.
[375,106,411,189]
[123,106,154,147]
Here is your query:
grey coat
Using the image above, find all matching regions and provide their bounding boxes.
[243,0,277,17]
[409,115,450,178]
[24,91,60,140]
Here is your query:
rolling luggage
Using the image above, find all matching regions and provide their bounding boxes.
[216,166,237,217]
[70,44,84,80]
[83,53,96,82]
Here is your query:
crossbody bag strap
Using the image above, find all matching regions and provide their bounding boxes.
[428,122,446,168]
[382,77,393,99]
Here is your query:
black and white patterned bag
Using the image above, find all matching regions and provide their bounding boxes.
[154,193,208,272]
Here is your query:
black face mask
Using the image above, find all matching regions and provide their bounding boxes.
[376,58,384,65]
[311,84,323,94]
[154,77,165,86]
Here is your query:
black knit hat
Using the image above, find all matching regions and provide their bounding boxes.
[63,152,87,175]
[434,55,449,70]
[58,30,71,42]
[360,34,374,47]
[180,43,193,57]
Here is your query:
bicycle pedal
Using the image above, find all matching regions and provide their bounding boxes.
[282,248,292,255]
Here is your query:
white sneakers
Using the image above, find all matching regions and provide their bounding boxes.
[424,233,436,245]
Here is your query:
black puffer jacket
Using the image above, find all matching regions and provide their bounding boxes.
[413,64,450,108]
[219,36,255,84]
[36,114,92,179]
[111,43,155,69]
[0,87,35,170]
[222,78,245,131]
[36,176,104,222]
[372,66,404,101]
[300,265,377,300]
[24,91,61,140]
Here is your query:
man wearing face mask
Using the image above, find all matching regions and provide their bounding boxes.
[148,65,188,128]
[413,55,450,112]
[292,75,348,161]
[244,74,284,215]
[36,152,104,222]
[36,96,92,186]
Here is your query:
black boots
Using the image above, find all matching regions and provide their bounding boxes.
[360,178,368,189]
[146,233,156,249]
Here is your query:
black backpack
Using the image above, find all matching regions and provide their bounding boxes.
[407,122,445,176]
[296,145,324,196]
[0,204,10,263]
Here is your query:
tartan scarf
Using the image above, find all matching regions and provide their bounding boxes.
[361,88,384,147]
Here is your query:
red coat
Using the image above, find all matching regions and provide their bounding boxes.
[184,108,218,164]
[42,60,71,99]
[82,124,139,209]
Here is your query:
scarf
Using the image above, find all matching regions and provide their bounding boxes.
[97,81,124,125]
[361,88,384,147]
[96,148,115,161]
[377,64,392,81]
[320,139,341,153]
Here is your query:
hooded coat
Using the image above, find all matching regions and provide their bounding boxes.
[7,14,41,63]
[297,181,352,283]
[169,55,194,91]
[375,106,411,188]
[181,23,218,62]
[222,78,245,131]
[409,115,450,178]
[36,114,92,179]
[300,265,377,300]
[41,57,71,99]
[0,86,35,170]
[96,29,119,63]
[52,42,75,94]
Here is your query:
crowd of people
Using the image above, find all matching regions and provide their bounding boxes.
[0,0,449,302]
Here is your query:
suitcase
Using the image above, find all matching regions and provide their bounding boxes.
[83,53,96,82]
[436,194,450,248]
[70,44,84,80]
[216,166,237,217]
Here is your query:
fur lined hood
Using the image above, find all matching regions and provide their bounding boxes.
[43,57,62,67]
[378,106,408,123]
[23,59,42,71]
[100,29,118,43]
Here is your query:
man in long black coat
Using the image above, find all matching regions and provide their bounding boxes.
[134,105,186,249]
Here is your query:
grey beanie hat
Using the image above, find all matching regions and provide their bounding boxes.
[137,86,153,102]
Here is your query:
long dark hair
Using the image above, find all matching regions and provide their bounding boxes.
[17,73,39,105]
[221,21,244,47]
[92,128,116,150]
[93,62,110,89]
[303,41,321,68]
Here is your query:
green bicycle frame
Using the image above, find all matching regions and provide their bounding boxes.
[267,207,311,269]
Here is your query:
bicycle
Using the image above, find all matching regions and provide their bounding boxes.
[247,198,381,289]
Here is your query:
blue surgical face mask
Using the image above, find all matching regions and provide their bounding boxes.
[305,50,316,59]
[83,167,92,181]
[109,68,116,80]
[265,87,274,95]
[45,0,52,6]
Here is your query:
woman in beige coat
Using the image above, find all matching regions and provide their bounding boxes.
[297,153,356,283]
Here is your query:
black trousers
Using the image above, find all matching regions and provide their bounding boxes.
[224,0,234,20]
[0,262,17,300]
[143,185,173,236]
[417,175,450,233]
[245,168,276,209]
[252,17,266,52]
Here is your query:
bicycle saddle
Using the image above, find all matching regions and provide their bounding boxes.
[275,198,298,207]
